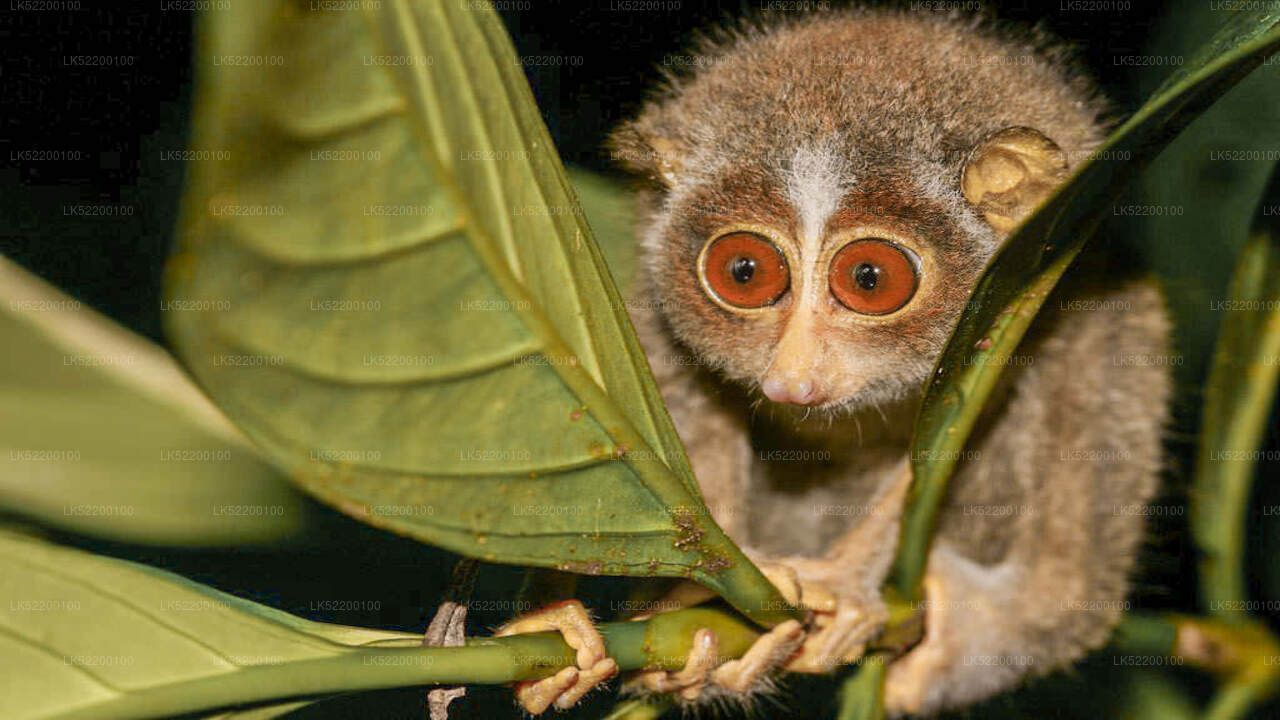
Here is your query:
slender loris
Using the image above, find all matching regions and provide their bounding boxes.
[495,7,1170,716]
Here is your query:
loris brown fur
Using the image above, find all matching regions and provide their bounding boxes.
[611,7,1169,715]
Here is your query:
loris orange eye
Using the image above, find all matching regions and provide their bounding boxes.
[699,232,790,308]
[829,239,919,315]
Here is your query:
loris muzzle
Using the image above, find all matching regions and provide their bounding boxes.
[607,7,1170,717]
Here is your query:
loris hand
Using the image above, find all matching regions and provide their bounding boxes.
[625,559,886,701]
[755,558,890,674]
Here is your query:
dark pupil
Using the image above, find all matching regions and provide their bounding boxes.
[730,256,756,284]
[854,263,879,291]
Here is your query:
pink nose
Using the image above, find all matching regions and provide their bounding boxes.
[762,377,822,405]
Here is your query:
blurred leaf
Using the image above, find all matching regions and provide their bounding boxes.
[1113,613,1280,720]
[163,1,794,625]
[1115,670,1199,720]
[0,528,426,720]
[0,256,309,546]
[0,529,767,719]
[891,6,1280,598]
[1194,179,1280,617]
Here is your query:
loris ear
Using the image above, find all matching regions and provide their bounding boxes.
[961,126,1069,233]
[608,122,682,189]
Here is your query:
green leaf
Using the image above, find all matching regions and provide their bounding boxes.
[199,700,314,720]
[890,6,1280,598]
[1193,175,1280,620]
[0,256,310,547]
[0,529,766,719]
[164,0,793,627]
[0,528,421,720]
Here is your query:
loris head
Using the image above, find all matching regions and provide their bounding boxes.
[611,8,1106,413]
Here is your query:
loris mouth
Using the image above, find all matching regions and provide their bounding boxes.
[753,378,914,424]
[756,392,865,420]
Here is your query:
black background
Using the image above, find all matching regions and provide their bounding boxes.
[0,0,1155,346]
[2,1,1278,719]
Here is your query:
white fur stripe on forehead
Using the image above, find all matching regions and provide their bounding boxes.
[785,144,853,243]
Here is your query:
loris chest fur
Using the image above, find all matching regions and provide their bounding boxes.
[613,8,1169,716]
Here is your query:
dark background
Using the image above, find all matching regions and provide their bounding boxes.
[2,1,1279,718]
[0,0,1154,347]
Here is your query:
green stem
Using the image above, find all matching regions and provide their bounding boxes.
[603,698,673,720]
[836,655,889,720]
[48,608,760,720]
[1204,680,1275,720]
[1193,229,1280,621]
[1112,613,1280,720]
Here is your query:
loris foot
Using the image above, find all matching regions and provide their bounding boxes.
[625,558,878,702]
[624,620,806,699]
[755,559,889,673]
[494,600,619,714]
[625,626,722,699]
[713,619,806,692]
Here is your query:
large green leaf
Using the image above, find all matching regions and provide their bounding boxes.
[1193,175,1280,619]
[0,529,764,719]
[0,256,309,546]
[163,1,793,625]
[890,6,1280,597]
[0,528,422,720]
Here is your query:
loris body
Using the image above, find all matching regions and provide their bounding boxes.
[613,8,1170,716]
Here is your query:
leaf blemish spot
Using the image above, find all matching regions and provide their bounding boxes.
[560,560,603,575]
[671,508,704,551]
[701,554,732,574]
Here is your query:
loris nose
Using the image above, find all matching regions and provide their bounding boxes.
[762,376,821,405]
[762,306,826,405]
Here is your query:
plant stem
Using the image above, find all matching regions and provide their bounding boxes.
[836,654,889,720]
[49,607,761,720]
[1112,613,1280,720]
[1193,227,1280,620]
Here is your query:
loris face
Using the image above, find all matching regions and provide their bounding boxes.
[643,144,998,412]
[612,11,1101,413]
